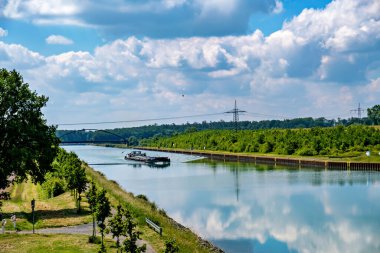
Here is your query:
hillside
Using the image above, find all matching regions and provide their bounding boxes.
[143,125,380,158]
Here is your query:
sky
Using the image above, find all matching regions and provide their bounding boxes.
[0,0,380,130]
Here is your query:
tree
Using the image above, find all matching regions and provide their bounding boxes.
[122,208,146,253]
[86,180,98,238]
[0,69,59,201]
[108,204,146,253]
[72,165,88,213]
[108,204,126,251]
[96,189,111,252]
[55,151,88,213]
[368,105,380,125]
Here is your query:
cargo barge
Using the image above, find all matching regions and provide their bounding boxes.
[124,150,170,166]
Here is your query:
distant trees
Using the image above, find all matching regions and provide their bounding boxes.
[0,69,59,201]
[57,116,378,146]
[145,125,380,156]
[368,105,380,125]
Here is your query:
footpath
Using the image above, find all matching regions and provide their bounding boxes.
[18,223,156,253]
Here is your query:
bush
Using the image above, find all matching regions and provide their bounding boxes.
[165,239,180,253]
[88,235,101,244]
[136,194,148,201]
[42,177,66,198]
[296,147,317,156]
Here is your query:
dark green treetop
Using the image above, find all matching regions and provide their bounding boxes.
[0,69,59,199]
[368,105,380,125]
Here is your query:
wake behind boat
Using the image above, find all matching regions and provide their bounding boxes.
[124,150,170,166]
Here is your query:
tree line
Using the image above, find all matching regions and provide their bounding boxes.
[57,112,380,145]
[143,125,380,156]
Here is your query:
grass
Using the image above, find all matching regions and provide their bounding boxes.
[1,165,220,253]
[0,234,117,253]
[84,164,219,253]
[1,180,91,231]
[138,146,380,163]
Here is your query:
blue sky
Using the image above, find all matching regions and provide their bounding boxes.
[0,0,379,129]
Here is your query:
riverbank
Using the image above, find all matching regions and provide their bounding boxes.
[137,147,380,171]
[0,162,223,252]
[83,163,224,253]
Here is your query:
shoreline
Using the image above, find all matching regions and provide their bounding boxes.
[83,162,224,253]
[137,147,380,171]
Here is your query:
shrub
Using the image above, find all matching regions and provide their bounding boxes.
[136,194,148,201]
[42,177,66,198]
[296,147,317,156]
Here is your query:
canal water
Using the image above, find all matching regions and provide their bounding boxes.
[64,145,380,253]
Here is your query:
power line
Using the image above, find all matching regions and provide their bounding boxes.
[55,107,359,129]
[56,112,225,127]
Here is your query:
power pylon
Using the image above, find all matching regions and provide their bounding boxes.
[351,103,365,119]
[225,100,246,132]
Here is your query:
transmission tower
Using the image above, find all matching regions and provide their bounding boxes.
[225,100,246,132]
[350,103,365,119]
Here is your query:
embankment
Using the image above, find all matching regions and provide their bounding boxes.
[138,147,380,171]
[83,163,224,253]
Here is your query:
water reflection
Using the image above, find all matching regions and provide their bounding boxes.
[170,163,380,253]
[64,146,380,253]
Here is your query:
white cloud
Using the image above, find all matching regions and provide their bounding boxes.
[3,0,79,19]
[0,0,380,126]
[1,0,282,37]
[0,41,45,69]
[46,35,74,45]
[0,27,8,37]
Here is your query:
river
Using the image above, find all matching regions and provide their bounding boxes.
[64,145,380,253]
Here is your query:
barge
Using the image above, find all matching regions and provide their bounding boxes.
[124,150,170,166]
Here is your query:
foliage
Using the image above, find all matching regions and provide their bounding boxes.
[96,189,111,251]
[86,180,98,238]
[57,116,374,145]
[107,204,146,253]
[368,104,380,125]
[84,164,222,253]
[121,208,146,253]
[165,239,179,253]
[0,69,59,200]
[108,204,125,250]
[41,173,66,198]
[144,125,380,156]
[50,148,88,212]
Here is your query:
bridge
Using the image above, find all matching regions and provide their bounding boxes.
[58,129,128,145]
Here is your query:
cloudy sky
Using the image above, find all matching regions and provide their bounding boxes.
[1,0,379,129]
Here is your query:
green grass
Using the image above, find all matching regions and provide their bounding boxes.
[84,164,218,253]
[140,146,380,163]
[1,180,92,231]
[0,234,116,253]
[1,164,220,252]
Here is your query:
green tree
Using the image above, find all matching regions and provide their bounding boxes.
[57,151,88,213]
[122,208,146,253]
[73,165,88,213]
[108,204,126,251]
[96,189,111,252]
[368,105,380,125]
[86,180,98,238]
[0,69,59,201]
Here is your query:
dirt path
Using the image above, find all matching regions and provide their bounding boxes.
[19,223,156,253]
